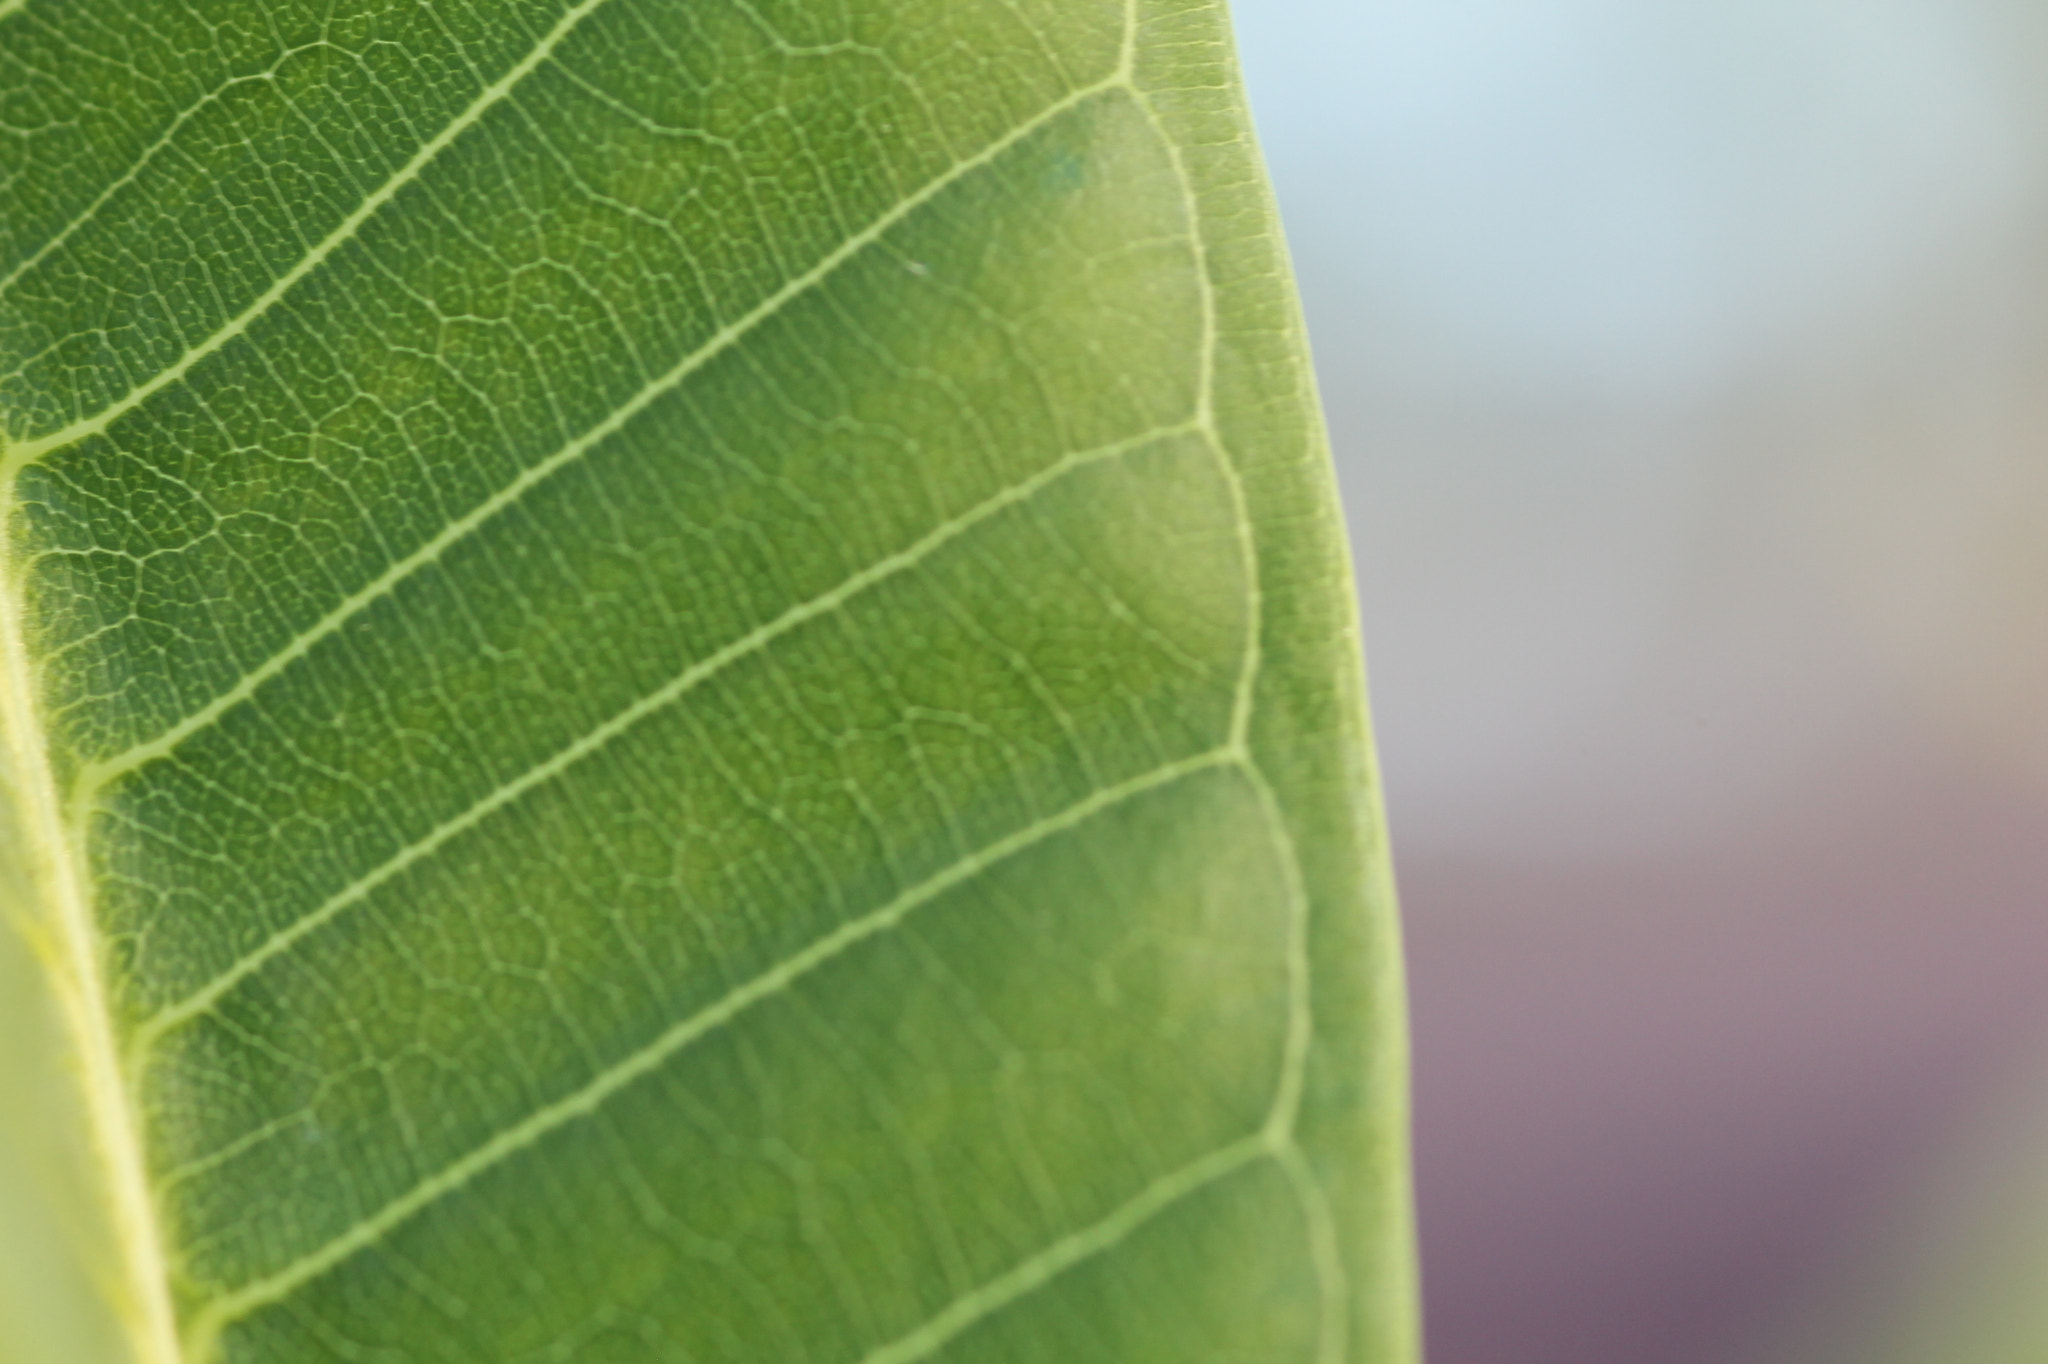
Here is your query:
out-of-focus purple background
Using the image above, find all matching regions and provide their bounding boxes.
[1231,2,2048,1361]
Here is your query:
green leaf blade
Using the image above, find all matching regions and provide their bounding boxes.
[0,0,1413,1361]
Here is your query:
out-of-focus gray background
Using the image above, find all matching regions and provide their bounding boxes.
[1230,2,2048,1361]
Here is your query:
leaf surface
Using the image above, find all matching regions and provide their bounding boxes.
[0,0,1411,1360]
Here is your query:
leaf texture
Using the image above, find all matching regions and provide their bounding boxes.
[0,1,1413,1361]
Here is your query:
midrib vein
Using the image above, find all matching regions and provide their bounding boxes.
[4,0,616,463]
[0,475,180,1364]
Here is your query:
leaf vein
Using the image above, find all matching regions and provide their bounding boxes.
[78,66,1135,790]
[129,421,1195,1048]
[856,1134,1274,1364]
[5,0,618,458]
[178,745,1239,1352]
[0,58,311,300]
[1130,66,1352,1359]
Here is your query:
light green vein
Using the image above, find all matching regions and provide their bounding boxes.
[1279,1142,1350,1364]
[78,62,1140,793]
[2,0,619,466]
[1246,758,1347,1364]
[858,1134,1274,1364]
[1,60,303,299]
[858,754,1317,1364]
[1127,77,1243,740]
[177,744,1242,1358]
[129,420,1198,1050]
[1133,69,1346,1361]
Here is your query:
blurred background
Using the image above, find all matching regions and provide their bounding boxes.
[1231,1,2048,1361]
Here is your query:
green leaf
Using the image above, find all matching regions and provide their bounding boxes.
[0,0,1412,1361]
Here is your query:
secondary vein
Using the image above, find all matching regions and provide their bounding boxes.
[179,745,1239,1352]
[130,421,1195,1047]
[858,1133,1272,1364]
[79,65,1136,793]
[3,0,620,464]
